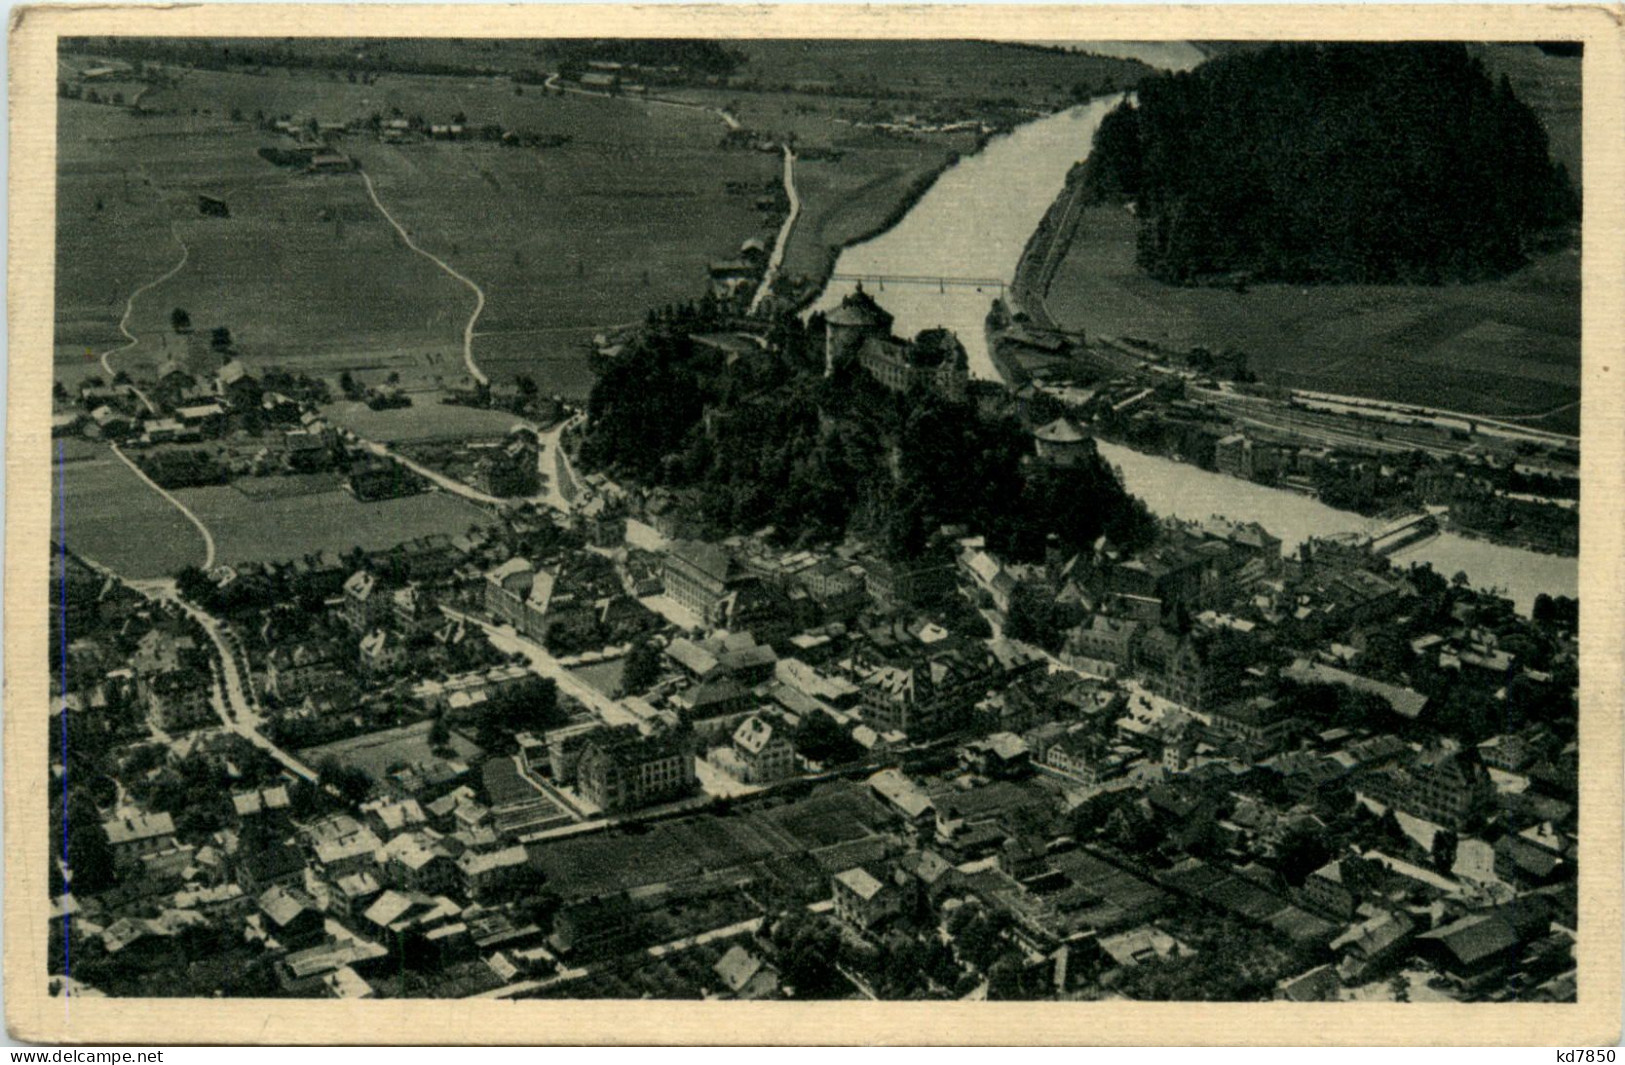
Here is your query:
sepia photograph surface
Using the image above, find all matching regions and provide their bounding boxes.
[8,2,1623,1046]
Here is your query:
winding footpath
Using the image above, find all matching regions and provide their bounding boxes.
[108,443,216,570]
[357,169,489,385]
[748,146,799,315]
[97,223,190,414]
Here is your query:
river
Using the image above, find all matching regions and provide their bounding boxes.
[806,59,1579,615]
[811,93,1127,381]
[1098,442,1577,613]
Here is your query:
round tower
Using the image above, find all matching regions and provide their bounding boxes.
[823,283,893,377]
[1033,415,1097,467]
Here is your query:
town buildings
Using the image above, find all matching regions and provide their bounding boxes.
[574,725,697,814]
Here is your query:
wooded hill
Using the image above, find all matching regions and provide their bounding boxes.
[578,302,1155,563]
[1079,43,1580,285]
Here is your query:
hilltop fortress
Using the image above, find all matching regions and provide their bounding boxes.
[824,285,969,403]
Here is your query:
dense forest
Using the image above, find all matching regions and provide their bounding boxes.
[578,304,1155,562]
[1077,43,1579,285]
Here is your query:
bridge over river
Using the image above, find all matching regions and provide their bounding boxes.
[829,272,1007,295]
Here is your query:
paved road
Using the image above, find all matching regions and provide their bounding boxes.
[109,443,216,570]
[358,169,489,386]
[441,607,639,728]
[73,560,319,782]
[537,413,584,512]
[97,224,189,414]
[748,147,799,315]
[347,415,576,515]
[156,585,320,783]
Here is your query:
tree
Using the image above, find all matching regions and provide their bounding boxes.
[515,374,539,400]
[428,715,451,751]
[1104,801,1159,854]
[791,710,861,766]
[1376,808,1405,846]
[319,758,372,805]
[1275,825,1332,887]
[210,326,233,353]
[1080,43,1577,286]
[618,640,661,696]
[1430,828,1459,874]
[772,912,844,998]
[54,789,117,895]
[170,307,191,333]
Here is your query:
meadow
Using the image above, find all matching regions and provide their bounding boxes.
[60,43,1156,402]
[53,447,209,578]
[61,59,782,399]
[170,480,489,567]
[727,39,1149,106]
[1043,203,1581,433]
[56,98,470,381]
[344,130,779,388]
[320,396,531,444]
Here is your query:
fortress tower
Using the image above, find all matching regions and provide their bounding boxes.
[823,283,893,377]
[1033,415,1097,467]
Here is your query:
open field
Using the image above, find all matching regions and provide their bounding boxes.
[320,396,531,444]
[727,40,1150,105]
[60,59,782,400]
[60,44,1153,405]
[55,103,198,358]
[169,480,489,567]
[297,719,485,782]
[344,132,777,386]
[53,447,209,578]
[56,98,471,381]
[661,87,984,286]
[1044,203,1581,434]
[568,657,627,699]
[528,782,890,900]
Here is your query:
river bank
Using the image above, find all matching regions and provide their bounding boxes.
[796,78,1577,614]
[1096,440,1577,613]
[789,146,967,314]
[809,95,1129,381]
[1008,146,1102,328]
